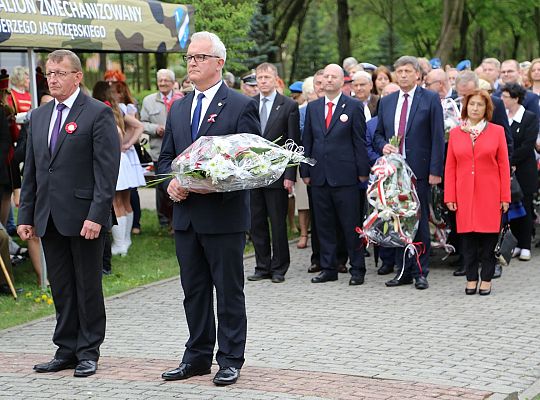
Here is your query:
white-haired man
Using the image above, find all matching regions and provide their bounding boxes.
[159,31,260,386]
[352,70,379,119]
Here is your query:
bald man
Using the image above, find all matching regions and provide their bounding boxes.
[425,69,455,100]
[300,64,370,286]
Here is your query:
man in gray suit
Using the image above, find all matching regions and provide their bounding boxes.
[18,50,120,378]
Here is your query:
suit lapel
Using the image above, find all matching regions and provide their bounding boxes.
[50,91,86,164]
[263,92,284,137]
[196,83,228,138]
[405,86,422,135]
[316,98,326,133]
[386,92,399,138]
[326,95,347,134]
[38,101,55,163]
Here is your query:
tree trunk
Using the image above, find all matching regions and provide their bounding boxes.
[289,0,311,83]
[155,53,167,71]
[535,6,540,55]
[99,53,107,75]
[387,0,395,63]
[456,4,469,63]
[435,0,465,65]
[471,28,484,67]
[142,53,151,90]
[336,0,351,63]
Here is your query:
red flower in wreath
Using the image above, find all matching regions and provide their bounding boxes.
[65,122,77,134]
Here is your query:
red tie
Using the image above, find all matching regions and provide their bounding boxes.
[325,101,334,129]
[397,93,409,153]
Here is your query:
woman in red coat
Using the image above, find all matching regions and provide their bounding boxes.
[444,89,510,296]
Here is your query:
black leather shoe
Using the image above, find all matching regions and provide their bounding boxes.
[34,358,77,373]
[385,274,413,287]
[162,362,211,381]
[308,264,321,273]
[493,264,502,279]
[74,360,97,377]
[0,284,23,295]
[247,273,271,281]
[453,266,466,276]
[337,264,348,273]
[349,276,365,286]
[414,276,429,290]
[213,366,240,386]
[311,272,338,283]
[377,264,394,275]
[271,275,285,283]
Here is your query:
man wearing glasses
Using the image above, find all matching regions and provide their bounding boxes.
[18,49,120,377]
[158,31,260,386]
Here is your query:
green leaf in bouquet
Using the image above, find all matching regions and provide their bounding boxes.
[383,221,389,234]
[185,170,208,179]
[249,147,272,155]
[389,135,401,148]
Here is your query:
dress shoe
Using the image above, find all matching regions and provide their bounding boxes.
[271,275,285,283]
[162,362,211,381]
[337,264,348,273]
[34,358,77,373]
[414,276,429,290]
[311,272,338,283]
[213,366,240,386]
[453,266,466,276]
[377,264,394,275]
[74,360,97,377]
[479,282,492,296]
[493,264,502,279]
[349,275,365,286]
[512,247,521,258]
[247,273,271,281]
[307,264,321,273]
[465,281,477,295]
[385,274,413,287]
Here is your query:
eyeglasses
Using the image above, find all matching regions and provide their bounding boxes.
[183,54,220,63]
[45,70,78,79]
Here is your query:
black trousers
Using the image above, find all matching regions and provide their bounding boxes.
[510,193,534,250]
[311,184,365,278]
[155,184,173,227]
[250,187,290,277]
[41,217,106,362]
[175,227,247,369]
[307,185,348,267]
[394,180,431,279]
[461,232,499,282]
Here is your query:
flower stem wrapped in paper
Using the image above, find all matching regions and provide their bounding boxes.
[360,143,421,248]
[162,133,315,192]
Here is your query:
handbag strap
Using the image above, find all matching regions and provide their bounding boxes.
[501,212,509,230]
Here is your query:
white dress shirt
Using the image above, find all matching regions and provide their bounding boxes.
[325,93,342,118]
[259,90,277,115]
[393,86,416,156]
[48,87,80,146]
[191,80,223,130]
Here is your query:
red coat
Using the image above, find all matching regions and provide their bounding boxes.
[444,122,510,233]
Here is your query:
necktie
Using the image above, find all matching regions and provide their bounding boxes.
[191,92,205,142]
[397,93,409,153]
[50,103,67,154]
[260,97,269,134]
[163,95,171,112]
[325,101,334,129]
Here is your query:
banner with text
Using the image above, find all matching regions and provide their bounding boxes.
[0,0,193,52]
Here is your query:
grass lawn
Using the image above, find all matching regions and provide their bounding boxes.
[0,208,297,330]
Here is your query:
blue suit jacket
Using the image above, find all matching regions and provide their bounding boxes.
[366,116,381,166]
[373,86,445,180]
[300,94,370,186]
[157,82,261,234]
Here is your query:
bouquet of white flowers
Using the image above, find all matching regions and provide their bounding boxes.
[441,98,460,141]
[166,133,315,192]
[362,153,421,247]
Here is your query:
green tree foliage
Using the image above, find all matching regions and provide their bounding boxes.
[245,4,280,70]
[163,0,257,74]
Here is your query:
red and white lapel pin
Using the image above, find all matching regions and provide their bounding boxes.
[65,122,77,134]
[207,114,218,123]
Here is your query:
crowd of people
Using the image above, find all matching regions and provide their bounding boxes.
[1,30,538,386]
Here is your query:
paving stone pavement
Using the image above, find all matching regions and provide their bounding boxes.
[1,235,540,400]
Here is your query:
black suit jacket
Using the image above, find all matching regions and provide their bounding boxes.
[300,94,370,186]
[255,92,300,188]
[18,90,120,237]
[510,109,539,195]
[158,82,261,234]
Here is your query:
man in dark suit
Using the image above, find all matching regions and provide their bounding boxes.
[373,56,445,290]
[158,32,260,386]
[247,63,300,283]
[17,50,120,377]
[301,63,370,286]
[495,60,540,118]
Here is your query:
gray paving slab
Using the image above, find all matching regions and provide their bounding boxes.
[1,236,539,399]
